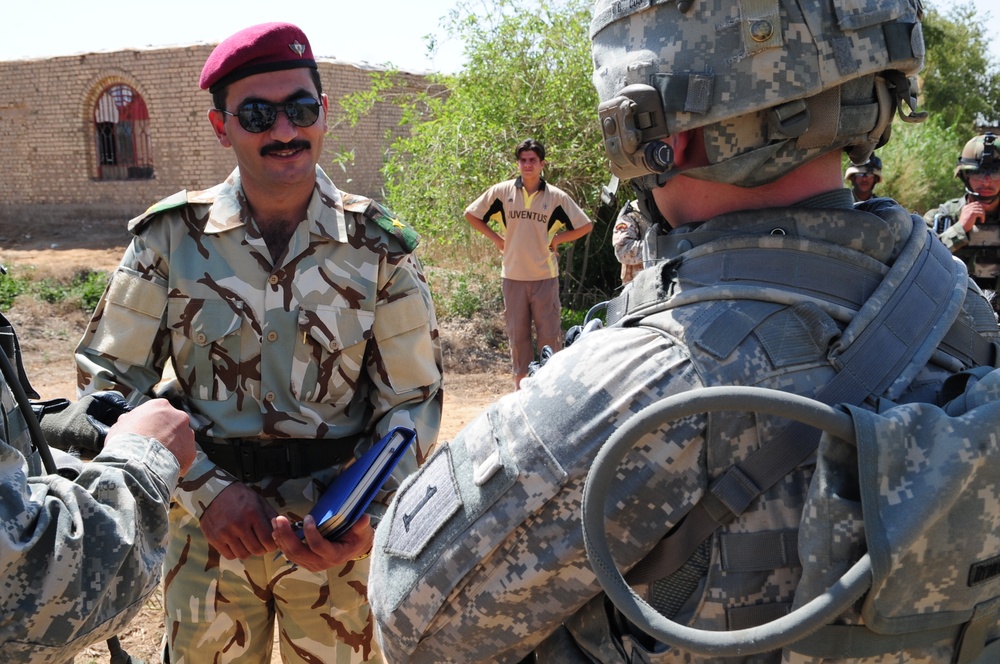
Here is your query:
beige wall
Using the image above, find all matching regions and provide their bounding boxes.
[0,44,432,220]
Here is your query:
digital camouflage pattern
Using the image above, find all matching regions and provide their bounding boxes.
[75,165,443,663]
[924,196,1000,292]
[591,0,925,186]
[791,371,1000,664]
[612,200,645,285]
[0,331,181,661]
[368,194,1000,663]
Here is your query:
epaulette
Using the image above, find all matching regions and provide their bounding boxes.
[127,186,220,234]
[343,194,420,253]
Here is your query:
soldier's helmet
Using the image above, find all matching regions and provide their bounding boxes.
[954,133,999,180]
[845,154,883,183]
[591,0,926,189]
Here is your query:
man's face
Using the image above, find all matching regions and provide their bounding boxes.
[852,173,877,195]
[968,169,1000,199]
[209,68,328,193]
[517,151,544,181]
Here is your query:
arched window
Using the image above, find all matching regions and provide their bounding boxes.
[93,84,154,180]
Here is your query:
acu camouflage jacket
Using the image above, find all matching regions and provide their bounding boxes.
[924,195,1000,290]
[368,192,1000,663]
[1,325,181,662]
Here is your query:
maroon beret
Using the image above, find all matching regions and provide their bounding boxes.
[200,22,317,93]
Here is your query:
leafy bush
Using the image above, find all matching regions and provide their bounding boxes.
[333,0,620,312]
[853,118,969,216]
[0,265,109,313]
[71,270,110,312]
[0,269,27,310]
[34,279,69,304]
[560,307,586,331]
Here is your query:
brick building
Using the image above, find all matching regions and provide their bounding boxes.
[0,44,434,224]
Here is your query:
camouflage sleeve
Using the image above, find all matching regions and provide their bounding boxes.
[75,234,172,400]
[0,431,180,660]
[75,230,235,520]
[612,206,644,266]
[937,221,971,252]
[924,200,969,252]
[367,250,444,497]
[368,325,707,662]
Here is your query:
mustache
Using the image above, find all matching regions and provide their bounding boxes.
[260,140,311,156]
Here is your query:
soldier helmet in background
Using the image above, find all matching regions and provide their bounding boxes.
[845,154,883,183]
[591,0,926,190]
[954,133,999,180]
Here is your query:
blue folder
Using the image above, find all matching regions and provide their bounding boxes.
[295,426,417,541]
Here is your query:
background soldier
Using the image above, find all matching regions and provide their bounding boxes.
[75,22,442,663]
[611,199,646,285]
[844,153,882,202]
[1,306,194,662]
[366,0,1000,661]
[925,133,1000,307]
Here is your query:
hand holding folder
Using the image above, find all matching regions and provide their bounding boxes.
[294,426,417,541]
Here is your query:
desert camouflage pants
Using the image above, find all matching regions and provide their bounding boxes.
[162,484,381,664]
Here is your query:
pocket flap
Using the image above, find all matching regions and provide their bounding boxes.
[168,299,242,347]
[373,292,430,340]
[299,306,374,352]
[832,0,905,31]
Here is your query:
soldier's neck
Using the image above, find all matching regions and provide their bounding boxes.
[240,174,313,226]
[652,151,845,227]
[243,188,311,263]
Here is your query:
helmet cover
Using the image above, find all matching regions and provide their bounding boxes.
[591,0,925,187]
[845,153,883,182]
[955,133,999,179]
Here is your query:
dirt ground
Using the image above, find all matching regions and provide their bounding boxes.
[0,217,512,663]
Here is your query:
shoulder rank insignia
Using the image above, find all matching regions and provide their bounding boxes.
[367,200,421,253]
[340,194,421,252]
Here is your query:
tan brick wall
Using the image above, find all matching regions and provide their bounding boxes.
[0,45,432,220]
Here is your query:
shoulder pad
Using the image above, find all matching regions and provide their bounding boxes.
[128,187,218,234]
[344,194,420,253]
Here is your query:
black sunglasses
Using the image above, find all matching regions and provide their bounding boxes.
[218,97,321,133]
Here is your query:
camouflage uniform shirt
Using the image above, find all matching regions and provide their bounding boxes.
[611,200,645,285]
[924,195,1000,294]
[1,336,181,661]
[75,166,443,519]
[368,191,1000,663]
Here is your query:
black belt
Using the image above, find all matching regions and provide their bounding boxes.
[196,436,355,482]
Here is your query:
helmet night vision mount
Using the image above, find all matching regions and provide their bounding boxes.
[598,84,675,183]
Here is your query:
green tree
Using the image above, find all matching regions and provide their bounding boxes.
[919,3,1000,129]
[348,0,1000,298]
[862,2,1000,214]
[336,0,620,308]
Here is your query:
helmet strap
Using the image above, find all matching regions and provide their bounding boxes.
[966,188,1000,205]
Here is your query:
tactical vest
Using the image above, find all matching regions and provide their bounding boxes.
[931,197,1000,290]
[556,201,999,663]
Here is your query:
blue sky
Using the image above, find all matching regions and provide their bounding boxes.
[0,0,468,73]
[2,0,997,74]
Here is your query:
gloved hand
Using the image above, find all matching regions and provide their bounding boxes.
[38,391,133,453]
